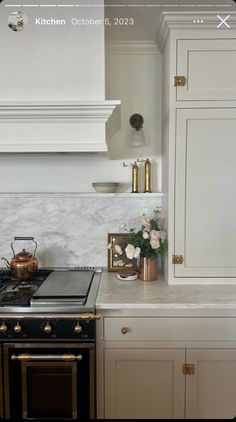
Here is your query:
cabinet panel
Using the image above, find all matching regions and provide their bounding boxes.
[175,108,236,277]
[105,348,185,419]
[186,349,236,419]
[104,317,236,342]
[177,39,236,101]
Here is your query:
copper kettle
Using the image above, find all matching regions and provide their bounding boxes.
[1,237,38,281]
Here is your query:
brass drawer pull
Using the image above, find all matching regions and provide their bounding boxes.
[121,327,128,335]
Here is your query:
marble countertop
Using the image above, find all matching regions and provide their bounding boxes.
[96,271,236,316]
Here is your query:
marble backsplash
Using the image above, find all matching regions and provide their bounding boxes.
[0,194,162,268]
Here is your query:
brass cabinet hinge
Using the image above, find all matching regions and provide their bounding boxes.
[174,76,187,87]
[183,364,195,375]
[172,255,183,264]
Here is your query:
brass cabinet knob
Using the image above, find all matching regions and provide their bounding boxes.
[43,322,52,334]
[0,322,8,334]
[74,324,82,334]
[14,322,22,334]
[121,327,128,335]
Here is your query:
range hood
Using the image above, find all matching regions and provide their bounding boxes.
[0,0,120,152]
[0,100,120,152]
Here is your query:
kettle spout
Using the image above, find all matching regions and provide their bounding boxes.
[1,257,11,269]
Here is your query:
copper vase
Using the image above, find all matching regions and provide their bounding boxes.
[139,257,157,281]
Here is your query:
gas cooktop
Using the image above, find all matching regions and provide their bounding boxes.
[0,267,102,314]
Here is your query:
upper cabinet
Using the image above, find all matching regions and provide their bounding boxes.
[0,0,120,152]
[176,38,236,101]
[160,12,236,284]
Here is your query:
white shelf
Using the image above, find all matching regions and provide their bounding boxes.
[0,192,164,198]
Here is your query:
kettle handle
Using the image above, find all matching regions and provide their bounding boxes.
[11,237,38,257]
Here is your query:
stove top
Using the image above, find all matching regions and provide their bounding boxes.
[0,269,51,306]
[0,268,102,314]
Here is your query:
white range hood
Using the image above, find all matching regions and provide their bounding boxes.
[0,0,120,152]
[0,100,120,152]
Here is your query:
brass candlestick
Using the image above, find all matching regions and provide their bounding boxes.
[123,161,140,193]
[144,158,151,193]
[131,161,139,193]
[137,158,152,193]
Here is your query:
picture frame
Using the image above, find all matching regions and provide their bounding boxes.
[107,233,138,272]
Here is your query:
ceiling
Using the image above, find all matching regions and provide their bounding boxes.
[105,0,236,41]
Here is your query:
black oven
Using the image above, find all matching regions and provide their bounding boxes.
[2,341,95,420]
[0,268,102,420]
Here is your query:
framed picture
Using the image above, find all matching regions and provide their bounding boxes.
[107,233,138,272]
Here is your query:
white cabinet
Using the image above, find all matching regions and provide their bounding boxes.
[175,108,236,278]
[186,349,236,419]
[160,13,236,284]
[105,348,185,419]
[176,39,236,101]
[99,316,236,420]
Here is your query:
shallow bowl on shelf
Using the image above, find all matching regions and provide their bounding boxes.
[92,182,119,193]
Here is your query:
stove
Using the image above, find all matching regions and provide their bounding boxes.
[0,267,101,313]
[0,267,102,420]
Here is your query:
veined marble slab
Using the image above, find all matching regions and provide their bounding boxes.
[96,272,236,316]
[0,193,161,268]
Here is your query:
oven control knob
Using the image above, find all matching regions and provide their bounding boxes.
[13,322,22,334]
[74,323,82,334]
[0,322,8,334]
[43,322,52,334]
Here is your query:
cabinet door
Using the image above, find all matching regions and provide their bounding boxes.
[176,39,236,101]
[104,348,185,419]
[186,349,236,419]
[174,108,236,278]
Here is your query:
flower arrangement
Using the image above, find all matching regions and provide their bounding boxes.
[124,209,167,261]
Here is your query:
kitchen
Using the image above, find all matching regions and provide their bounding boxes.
[1,0,236,420]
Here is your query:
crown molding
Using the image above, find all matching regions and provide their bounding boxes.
[157,11,236,51]
[108,41,160,55]
[0,101,121,123]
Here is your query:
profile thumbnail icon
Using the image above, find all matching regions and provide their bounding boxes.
[8,10,28,32]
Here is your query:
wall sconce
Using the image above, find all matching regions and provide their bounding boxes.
[129,113,146,147]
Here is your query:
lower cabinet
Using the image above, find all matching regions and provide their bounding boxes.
[101,318,236,419]
[186,349,236,420]
[105,348,185,419]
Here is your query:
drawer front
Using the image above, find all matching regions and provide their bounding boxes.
[104,317,236,342]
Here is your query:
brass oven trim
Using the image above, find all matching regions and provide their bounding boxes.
[21,361,78,420]
[3,342,95,420]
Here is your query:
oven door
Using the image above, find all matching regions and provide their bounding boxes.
[3,342,95,420]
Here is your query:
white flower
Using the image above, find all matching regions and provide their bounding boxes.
[143,231,149,239]
[140,214,150,227]
[156,211,165,220]
[114,260,125,267]
[125,244,140,260]
[114,244,123,255]
[125,244,135,259]
[133,247,141,259]
[158,231,167,241]
[150,239,160,250]
[150,230,159,241]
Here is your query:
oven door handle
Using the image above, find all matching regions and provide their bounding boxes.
[11,353,83,362]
